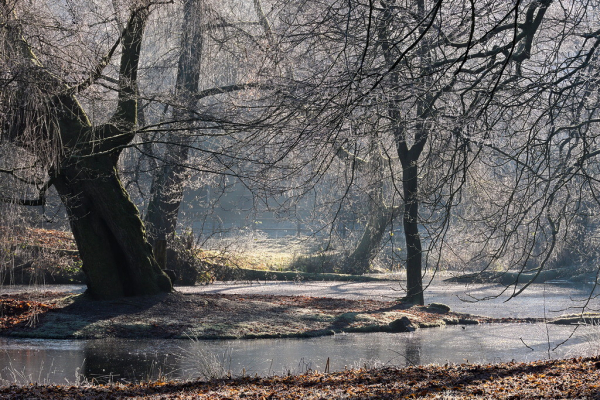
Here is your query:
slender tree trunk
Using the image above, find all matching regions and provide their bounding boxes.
[401,162,424,304]
[145,0,283,244]
[145,0,203,244]
[397,0,428,306]
[146,158,188,244]
[377,0,427,304]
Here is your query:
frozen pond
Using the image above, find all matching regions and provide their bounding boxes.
[1,281,599,385]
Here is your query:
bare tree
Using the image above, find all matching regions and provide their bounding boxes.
[1,0,172,299]
[446,0,600,300]
[141,0,281,247]
[253,0,558,304]
[143,0,206,249]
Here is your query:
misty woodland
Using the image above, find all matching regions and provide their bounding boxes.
[1,1,599,303]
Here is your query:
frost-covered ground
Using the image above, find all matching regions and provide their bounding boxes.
[3,280,599,319]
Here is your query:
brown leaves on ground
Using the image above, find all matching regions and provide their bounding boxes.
[0,292,58,329]
[2,356,600,399]
[0,226,77,251]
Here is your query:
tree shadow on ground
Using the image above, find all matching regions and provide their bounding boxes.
[5,292,171,339]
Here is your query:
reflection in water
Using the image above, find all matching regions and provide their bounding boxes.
[0,339,85,385]
[82,340,179,383]
[1,323,599,385]
[405,333,422,366]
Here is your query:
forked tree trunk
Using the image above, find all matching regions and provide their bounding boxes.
[1,5,173,300]
[377,0,427,305]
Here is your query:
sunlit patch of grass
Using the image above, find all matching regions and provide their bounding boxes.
[196,249,295,272]
[199,235,325,272]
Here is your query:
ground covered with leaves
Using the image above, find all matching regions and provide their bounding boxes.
[0,291,536,340]
[0,291,59,330]
[0,226,83,285]
[1,356,600,398]
[0,226,77,251]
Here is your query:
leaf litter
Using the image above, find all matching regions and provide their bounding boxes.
[1,356,600,398]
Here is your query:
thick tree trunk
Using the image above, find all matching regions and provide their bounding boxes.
[401,163,424,305]
[54,155,172,300]
[3,4,172,299]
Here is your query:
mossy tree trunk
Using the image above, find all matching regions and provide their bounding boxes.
[59,8,172,299]
[54,156,172,299]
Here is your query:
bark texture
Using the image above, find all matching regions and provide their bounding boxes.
[400,163,424,305]
[54,157,172,299]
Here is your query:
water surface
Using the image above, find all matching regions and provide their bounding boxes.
[1,323,598,385]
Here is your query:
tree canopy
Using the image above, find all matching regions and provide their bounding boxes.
[2,0,600,302]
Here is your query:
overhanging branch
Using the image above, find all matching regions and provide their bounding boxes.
[195,82,267,100]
